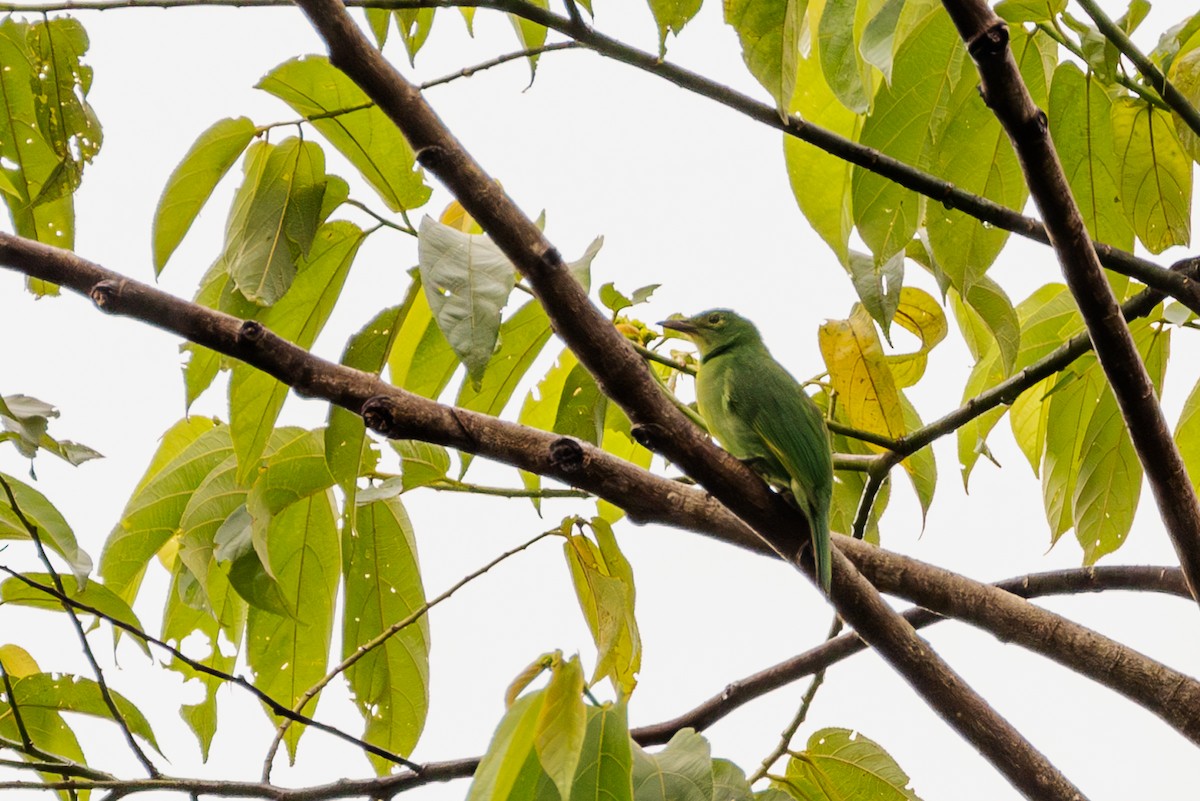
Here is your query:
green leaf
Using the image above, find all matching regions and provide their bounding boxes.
[27,18,101,202]
[1111,97,1192,253]
[778,727,922,800]
[0,472,91,586]
[845,249,903,336]
[388,271,461,399]
[1041,359,1104,540]
[246,491,340,761]
[898,392,935,522]
[536,655,587,801]
[101,424,233,604]
[1009,375,1053,475]
[224,138,328,306]
[1,573,149,656]
[725,0,806,115]
[153,117,256,274]
[457,300,555,418]
[161,563,245,759]
[649,0,703,54]
[258,56,430,212]
[1049,63,1134,252]
[1072,321,1167,563]
[391,440,452,491]
[1169,48,1200,162]
[631,729,713,801]
[397,8,437,64]
[0,393,101,467]
[927,29,1044,289]
[327,304,406,490]
[785,2,859,264]
[344,497,429,772]
[952,277,1020,374]
[817,0,876,113]
[468,691,545,801]
[596,401,655,523]
[563,521,640,694]
[10,672,160,753]
[994,0,1065,23]
[509,0,549,78]
[859,0,905,83]
[713,760,754,801]
[417,215,519,385]
[1176,373,1200,495]
[0,20,64,208]
[571,703,633,801]
[231,221,366,484]
[853,12,967,263]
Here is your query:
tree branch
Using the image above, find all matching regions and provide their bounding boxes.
[633,564,1193,744]
[2,236,1198,754]
[289,2,1091,797]
[0,0,1196,311]
[941,0,1200,606]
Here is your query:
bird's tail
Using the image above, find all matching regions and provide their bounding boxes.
[812,501,831,594]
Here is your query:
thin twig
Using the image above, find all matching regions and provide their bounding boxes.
[427,478,589,498]
[0,478,159,778]
[850,464,888,540]
[260,528,556,780]
[0,666,34,752]
[418,41,579,89]
[747,615,843,783]
[343,199,415,234]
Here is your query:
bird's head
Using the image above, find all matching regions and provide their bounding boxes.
[659,309,762,358]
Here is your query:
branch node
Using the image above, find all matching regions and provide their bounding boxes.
[539,244,564,271]
[548,437,585,473]
[968,20,1009,60]
[362,395,403,437]
[89,279,121,311]
[415,144,449,169]
[238,319,265,344]
[630,422,667,449]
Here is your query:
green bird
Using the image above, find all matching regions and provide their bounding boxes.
[661,309,834,592]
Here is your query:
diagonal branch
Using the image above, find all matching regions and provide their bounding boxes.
[2,235,1198,750]
[0,0,1196,312]
[290,2,1090,798]
[941,0,1200,606]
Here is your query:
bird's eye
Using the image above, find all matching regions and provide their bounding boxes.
[707,313,723,325]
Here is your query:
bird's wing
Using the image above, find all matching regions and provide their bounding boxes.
[740,363,833,507]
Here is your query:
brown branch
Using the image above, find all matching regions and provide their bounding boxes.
[4,235,1200,763]
[942,0,1200,607]
[634,564,1193,743]
[2,0,1197,311]
[290,3,1090,798]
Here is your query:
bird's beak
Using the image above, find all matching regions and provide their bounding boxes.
[659,318,697,334]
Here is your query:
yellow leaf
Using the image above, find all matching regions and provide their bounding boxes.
[440,198,483,234]
[819,304,907,443]
[0,643,40,677]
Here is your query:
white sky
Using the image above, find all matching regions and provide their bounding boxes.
[2,1,1200,799]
